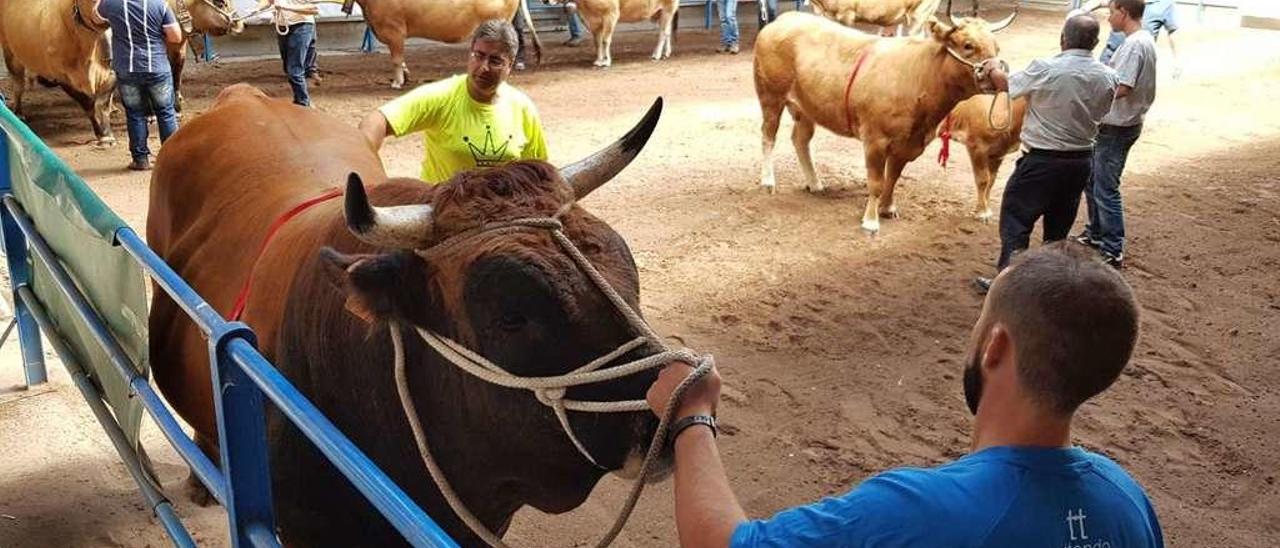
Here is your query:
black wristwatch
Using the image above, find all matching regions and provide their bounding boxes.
[670,414,717,442]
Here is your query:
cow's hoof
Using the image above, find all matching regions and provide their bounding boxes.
[186,472,217,507]
[975,210,993,223]
[761,183,776,194]
[860,219,880,234]
[95,137,117,148]
[879,207,899,219]
[804,184,826,193]
[390,82,403,90]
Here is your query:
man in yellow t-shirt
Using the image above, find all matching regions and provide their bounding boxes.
[359,19,548,184]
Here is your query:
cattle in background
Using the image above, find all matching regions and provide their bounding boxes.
[808,0,944,36]
[546,0,678,68]
[345,0,543,89]
[753,10,1015,233]
[166,0,246,110]
[0,0,116,145]
[148,83,670,544]
[937,93,1027,222]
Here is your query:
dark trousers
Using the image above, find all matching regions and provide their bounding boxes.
[276,22,315,106]
[116,71,179,162]
[1085,124,1143,259]
[997,149,1093,270]
[512,11,527,63]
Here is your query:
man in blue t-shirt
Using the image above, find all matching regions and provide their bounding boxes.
[1078,0,1181,76]
[96,0,184,171]
[647,242,1164,547]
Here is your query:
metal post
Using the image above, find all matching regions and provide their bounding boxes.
[209,323,278,548]
[0,130,46,386]
[204,34,217,62]
[1198,0,1205,23]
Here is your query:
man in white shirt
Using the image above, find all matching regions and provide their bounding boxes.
[973,14,1119,292]
[1076,0,1158,269]
[256,0,320,106]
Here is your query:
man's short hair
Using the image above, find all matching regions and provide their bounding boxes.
[988,242,1140,415]
[1062,14,1101,51]
[1110,0,1146,20]
[471,19,519,59]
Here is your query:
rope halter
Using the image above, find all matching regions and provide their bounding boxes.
[386,208,715,547]
[943,48,1014,132]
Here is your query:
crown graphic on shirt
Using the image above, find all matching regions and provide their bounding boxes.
[463,126,512,168]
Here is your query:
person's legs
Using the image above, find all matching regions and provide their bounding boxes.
[305,27,320,79]
[115,72,152,167]
[512,12,527,69]
[997,154,1055,270]
[144,72,180,143]
[283,24,313,106]
[1090,124,1142,260]
[1042,155,1092,243]
[760,0,778,26]
[566,10,584,45]
[719,0,739,51]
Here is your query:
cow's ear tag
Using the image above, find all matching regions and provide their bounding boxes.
[344,295,376,325]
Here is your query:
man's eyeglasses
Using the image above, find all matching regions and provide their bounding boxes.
[470,50,511,70]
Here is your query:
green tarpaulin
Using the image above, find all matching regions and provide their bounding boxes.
[1,105,149,447]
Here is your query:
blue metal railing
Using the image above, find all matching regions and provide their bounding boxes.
[0,126,458,546]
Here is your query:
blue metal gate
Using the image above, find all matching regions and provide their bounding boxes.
[0,105,457,547]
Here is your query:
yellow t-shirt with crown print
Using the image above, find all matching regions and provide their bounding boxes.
[379,74,548,184]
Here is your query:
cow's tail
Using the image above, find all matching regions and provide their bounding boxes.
[519,0,543,66]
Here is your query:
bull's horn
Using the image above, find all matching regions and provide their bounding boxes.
[941,0,957,28]
[344,173,436,249]
[560,97,664,200]
[988,7,1018,33]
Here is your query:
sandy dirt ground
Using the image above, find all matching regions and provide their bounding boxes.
[2,4,1279,547]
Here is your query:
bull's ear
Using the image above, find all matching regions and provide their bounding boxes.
[320,247,431,324]
[928,17,953,42]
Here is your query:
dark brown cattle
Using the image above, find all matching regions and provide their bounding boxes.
[148,83,669,545]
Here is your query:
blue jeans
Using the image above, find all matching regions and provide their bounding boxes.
[760,0,778,25]
[277,22,315,106]
[719,0,739,46]
[1085,124,1143,258]
[117,71,179,163]
[568,11,583,39]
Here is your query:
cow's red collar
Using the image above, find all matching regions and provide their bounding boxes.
[842,46,874,135]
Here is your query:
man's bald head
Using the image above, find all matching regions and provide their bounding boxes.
[1062,14,1101,52]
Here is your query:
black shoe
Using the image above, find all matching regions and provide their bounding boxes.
[1073,232,1100,249]
[973,276,993,295]
[1102,253,1124,270]
[127,158,152,171]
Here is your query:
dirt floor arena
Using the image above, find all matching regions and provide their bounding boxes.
[1,4,1278,546]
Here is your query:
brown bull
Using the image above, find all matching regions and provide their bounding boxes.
[348,0,543,89]
[149,83,669,544]
[808,0,944,36]
[547,0,677,68]
[937,92,1027,221]
[0,0,116,145]
[754,10,1013,233]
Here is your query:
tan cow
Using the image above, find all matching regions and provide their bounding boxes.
[347,0,543,89]
[808,0,944,36]
[547,0,678,68]
[754,10,1014,233]
[936,92,1027,221]
[0,0,116,145]
[166,0,246,110]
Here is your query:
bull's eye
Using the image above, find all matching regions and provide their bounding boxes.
[497,313,528,332]
[964,42,975,51]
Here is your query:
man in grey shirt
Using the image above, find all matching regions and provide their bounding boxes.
[1077,0,1158,268]
[974,13,1119,292]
